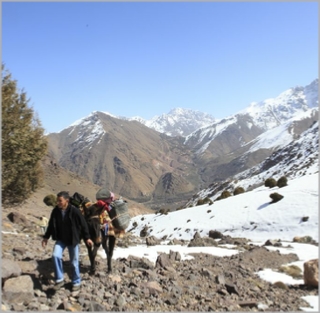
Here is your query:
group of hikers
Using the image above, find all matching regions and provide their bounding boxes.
[41,188,125,292]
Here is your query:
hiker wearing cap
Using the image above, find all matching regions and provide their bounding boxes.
[41,191,93,292]
[80,188,125,274]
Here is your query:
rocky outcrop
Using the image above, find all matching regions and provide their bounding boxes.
[146,236,161,246]
[2,275,34,305]
[47,113,200,208]
[1,259,21,282]
[303,259,319,288]
[188,231,218,247]
[7,212,32,228]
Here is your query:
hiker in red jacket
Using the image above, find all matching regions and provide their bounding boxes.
[83,189,125,274]
[96,189,125,273]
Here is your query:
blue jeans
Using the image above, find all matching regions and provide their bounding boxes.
[52,241,81,286]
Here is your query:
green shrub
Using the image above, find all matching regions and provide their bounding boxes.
[233,186,245,195]
[216,190,231,201]
[277,176,288,188]
[196,199,204,206]
[203,197,213,205]
[265,177,277,188]
[43,194,56,207]
[159,208,169,215]
[196,197,213,206]
[270,192,284,203]
[279,265,302,279]
[293,235,313,243]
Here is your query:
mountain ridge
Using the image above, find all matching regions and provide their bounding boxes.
[45,78,319,210]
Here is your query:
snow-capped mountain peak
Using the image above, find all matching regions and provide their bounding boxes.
[184,79,318,156]
[138,107,216,137]
[238,79,318,130]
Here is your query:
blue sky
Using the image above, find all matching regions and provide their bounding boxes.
[2,2,318,134]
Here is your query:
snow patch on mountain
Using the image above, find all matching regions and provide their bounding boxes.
[183,79,318,155]
[303,79,319,108]
[247,109,317,153]
[185,116,237,154]
[185,119,318,207]
[68,112,106,150]
[238,79,318,130]
[235,121,319,190]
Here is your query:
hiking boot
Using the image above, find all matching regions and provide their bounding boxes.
[72,284,80,292]
[53,280,65,291]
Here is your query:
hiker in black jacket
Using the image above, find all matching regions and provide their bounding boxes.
[41,191,93,292]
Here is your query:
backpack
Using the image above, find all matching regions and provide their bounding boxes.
[70,192,90,210]
[107,198,130,231]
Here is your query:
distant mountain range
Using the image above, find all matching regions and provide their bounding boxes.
[127,108,215,137]
[46,78,318,210]
[185,115,319,208]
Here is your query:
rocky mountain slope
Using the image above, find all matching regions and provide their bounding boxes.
[193,108,318,185]
[45,79,318,210]
[185,119,319,207]
[185,79,318,153]
[47,113,200,210]
[184,79,318,183]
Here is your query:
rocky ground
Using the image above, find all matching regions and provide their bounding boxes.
[1,209,318,312]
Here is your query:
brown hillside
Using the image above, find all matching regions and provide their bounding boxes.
[47,112,201,209]
[2,154,153,226]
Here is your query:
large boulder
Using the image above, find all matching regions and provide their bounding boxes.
[155,253,172,269]
[303,258,319,288]
[140,225,149,237]
[7,212,31,228]
[1,259,21,281]
[17,260,38,273]
[146,236,161,246]
[188,236,218,247]
[2,275,34,304]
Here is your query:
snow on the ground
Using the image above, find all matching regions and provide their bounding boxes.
[97,173,318,311]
